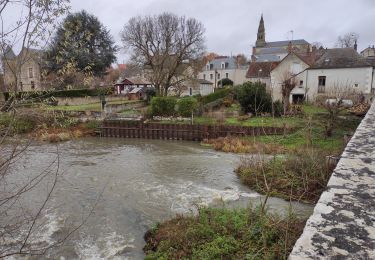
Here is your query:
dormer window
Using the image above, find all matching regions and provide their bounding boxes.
[221,62,225,69]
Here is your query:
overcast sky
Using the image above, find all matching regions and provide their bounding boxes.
[70,0,375,63]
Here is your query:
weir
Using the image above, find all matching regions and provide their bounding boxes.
[290,101,375,259]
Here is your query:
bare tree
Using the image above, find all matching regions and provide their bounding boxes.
[280,70,297,115]
[320,84,363,137]
[335,32,359,48]
[121,12,205,96]
[0,0,70,95]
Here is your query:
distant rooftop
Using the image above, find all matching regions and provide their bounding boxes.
[265,39,309,48]
[310,48,371,69]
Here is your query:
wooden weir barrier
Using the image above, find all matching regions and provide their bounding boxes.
[99,120,288,141]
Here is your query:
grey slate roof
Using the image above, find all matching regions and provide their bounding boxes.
[204,56,237,71]
[257,47,288,55]
[265,39,309,48]
[310,48,372,69]
[255,54,282,62]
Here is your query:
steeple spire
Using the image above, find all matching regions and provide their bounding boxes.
[256,14,266,47]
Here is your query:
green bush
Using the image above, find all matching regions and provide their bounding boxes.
[144,207,306,260]
[199,88,232,105]
[177,97,198,117]
[150,97,177,116]
[236,82,273,115]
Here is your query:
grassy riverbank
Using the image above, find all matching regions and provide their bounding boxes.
[144,207,306,260]
[236,151,334,204]
[0,110,100,142]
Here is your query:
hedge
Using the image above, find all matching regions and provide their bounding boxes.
[2,87,114,101]
[198,88,232,105]
[177,97,198,117]
[150,97,177,116]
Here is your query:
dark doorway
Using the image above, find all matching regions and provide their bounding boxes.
[292,94,305,104]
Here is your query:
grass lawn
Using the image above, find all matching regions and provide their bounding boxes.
[45,100,141,112]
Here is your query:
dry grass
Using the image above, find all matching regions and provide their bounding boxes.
[202,137,286,154]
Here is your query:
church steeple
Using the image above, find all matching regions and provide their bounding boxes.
[256,14,266,47]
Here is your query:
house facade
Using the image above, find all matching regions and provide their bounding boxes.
[306,48,374,100]
[198,56,248,88]
[180,79,214,97]
[2,47,43,92]
[361,46,375,58]
[270,52,314,102]
[270,48,375,103]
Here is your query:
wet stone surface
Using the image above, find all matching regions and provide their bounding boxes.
[290,102,375,259]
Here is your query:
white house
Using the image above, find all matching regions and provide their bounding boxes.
[270,52,315,103]
[198,56,248,88]
[180,79,214,97]
[305,48,374,101]
[270,48,375,103]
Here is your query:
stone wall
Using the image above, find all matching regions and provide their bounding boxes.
[290,102,375,259]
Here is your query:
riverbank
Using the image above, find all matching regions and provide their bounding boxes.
[0,109,100,142]
[144,206,306,259]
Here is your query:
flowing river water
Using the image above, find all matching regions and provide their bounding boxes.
[5,138,313,259]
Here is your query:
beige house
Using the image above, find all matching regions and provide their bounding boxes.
[2,47,44,92]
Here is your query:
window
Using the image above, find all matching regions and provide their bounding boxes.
[291,62,301,74]
[209,64,214,70]
[225,73,229,78]
[29,68,33,78]
[217,73,221,79]
[189,87,192,96]
[206,64,210,70]
[203,74,206,80]
[210,74,213,80]
[299,80,303,88]
[318,76,326,93]
[221,63,225,69]
[31,81,35,89]
[354,83,359,88]
[225,62,229,69]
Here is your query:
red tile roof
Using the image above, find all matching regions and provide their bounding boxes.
[246,61,280,78]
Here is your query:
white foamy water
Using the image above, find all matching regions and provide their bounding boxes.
[5,138,312,259]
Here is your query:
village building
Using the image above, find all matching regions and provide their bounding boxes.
[246,61,279,91]
[252,15,311,62]
[2,47,44,92]
[270,48,375,103]
[198,56,248,88]
[360,46,375,58]
[114,77,153,99]
[180,79,214,97]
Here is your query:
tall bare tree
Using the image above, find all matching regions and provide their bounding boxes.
[121,12,205,96]
[280,70,297,115]
[0,0,70,95]
[335,32,359,48]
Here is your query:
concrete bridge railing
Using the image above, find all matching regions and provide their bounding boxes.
[290,102,375,259]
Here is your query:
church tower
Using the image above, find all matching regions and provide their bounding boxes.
[256,14,266,47]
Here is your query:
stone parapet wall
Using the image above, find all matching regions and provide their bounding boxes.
[290,102,375,259]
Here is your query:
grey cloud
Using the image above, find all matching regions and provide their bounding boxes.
[70,0,375,62]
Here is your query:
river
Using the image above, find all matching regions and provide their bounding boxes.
[4,138,313,259]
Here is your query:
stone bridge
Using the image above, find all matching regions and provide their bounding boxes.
[290,102,375,259]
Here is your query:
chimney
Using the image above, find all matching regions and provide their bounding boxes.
[288,41,292,53]
[354,40,358,52]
